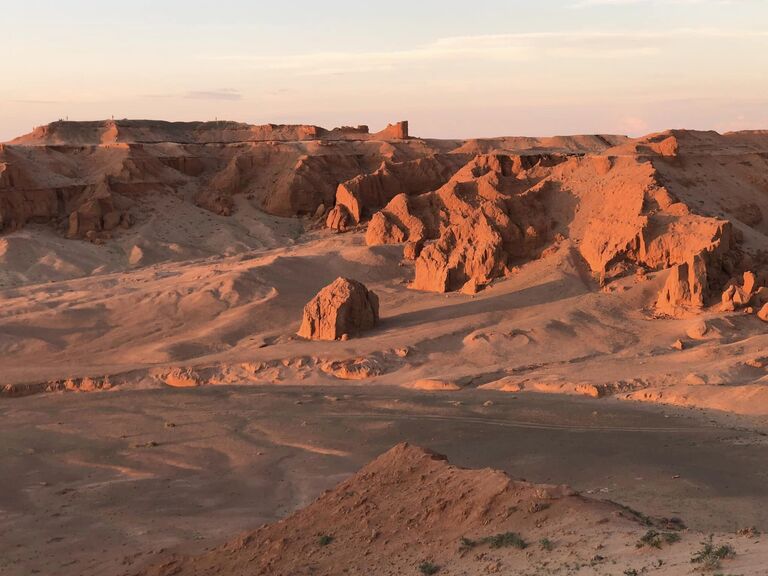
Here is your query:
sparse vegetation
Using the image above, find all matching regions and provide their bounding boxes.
[539,537,554,551]
[590,554,605,565]
[457,532,528,552]
[636,529,682,549]
[418,561,440,575]
[317,534,334,546]
[612,502,654,526]
[485,532,528,549]
[623,570,639,576]
[736,526,760,538]
[459,536,477,552]
[691,536,735,571]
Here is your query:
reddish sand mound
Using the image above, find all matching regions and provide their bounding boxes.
[136,443,667,576]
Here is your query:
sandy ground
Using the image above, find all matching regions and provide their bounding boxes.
[2,386,768,576]
[5,222,768,420]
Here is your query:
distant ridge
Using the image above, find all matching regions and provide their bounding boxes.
[8,119,411,146]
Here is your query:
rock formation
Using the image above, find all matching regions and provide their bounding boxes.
[721,271,762,312]
[656,253,708,316]
[325,204,354,233]
[0,120,424,237]
[67,197,127,239]
[2,121,764,313]
[297,277,379,341]
[329,155,466,227]
[10,119,405,146]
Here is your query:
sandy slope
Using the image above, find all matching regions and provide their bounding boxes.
[3,223,768,418]
[135,442,768,576]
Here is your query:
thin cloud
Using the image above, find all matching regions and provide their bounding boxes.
[204,29,768,76]
[8,99,65,104]
[141,89,243,101]
[573,0,750,6]
[184,89,242,101]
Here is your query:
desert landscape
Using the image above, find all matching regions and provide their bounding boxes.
[1,116,768,575]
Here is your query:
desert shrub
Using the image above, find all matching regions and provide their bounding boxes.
[690,536,735,570]
[636,529,682,549]
[539,537,554,551]
[317,534,334,546]
[485,532,527,550]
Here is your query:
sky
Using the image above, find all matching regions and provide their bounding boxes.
[2,0,767,140]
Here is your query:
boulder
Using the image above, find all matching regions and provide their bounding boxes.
[721,271,759,312]
[758,303,768,322]
[326,204,353,232]
[298,277,379,341]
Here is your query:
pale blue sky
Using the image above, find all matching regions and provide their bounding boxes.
[2,0,767,140]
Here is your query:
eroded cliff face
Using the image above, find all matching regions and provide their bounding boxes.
[0,121,417,237]
[361,149,736,298]
[9,119,411,146]
[3,121,766,313]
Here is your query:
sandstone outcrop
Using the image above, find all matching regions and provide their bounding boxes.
[364,145,740,297]
[329,155,466,226]
[1,120,423,238]
[367,154,562,292]
[721,271,762,312]
[67,197,126,238]
[10,119,408,146]
[655,253,708,316]
[3,122,762,317]
[403,239,424,260]
[297,277,379,341]
[325,204,354,232]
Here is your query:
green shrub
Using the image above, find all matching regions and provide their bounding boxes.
[539,537,554,551]
[317,534,334,546]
